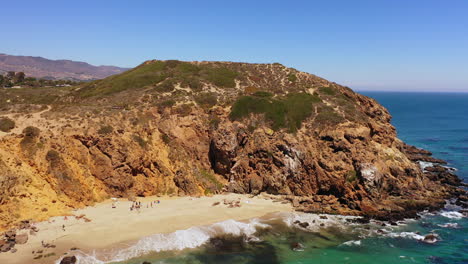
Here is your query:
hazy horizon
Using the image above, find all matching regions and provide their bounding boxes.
[2,0,467,92]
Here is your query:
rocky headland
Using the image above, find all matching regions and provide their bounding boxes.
[0,60,466,253]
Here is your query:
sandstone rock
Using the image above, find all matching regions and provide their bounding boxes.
[0,242,13,253]
[292,198,300,207]
[15,233,28,244]
[0,60,465,231]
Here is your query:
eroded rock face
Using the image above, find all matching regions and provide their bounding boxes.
[0,60,465,230]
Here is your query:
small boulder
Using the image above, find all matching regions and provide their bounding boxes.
[292,198,300,207]
[291,242,305,251]
[0,242,14,253]
[423,234,438,244]
[5,231,16,241]
[298,222,309,228]
[60,256,77,264]
[15,233,28,244]
[142,262,152,264]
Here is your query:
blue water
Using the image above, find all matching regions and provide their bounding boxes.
[361,91,468,183]
[81,92,468,264]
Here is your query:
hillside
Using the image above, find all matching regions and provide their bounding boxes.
[0,60,465,230]
[0,53,128,81]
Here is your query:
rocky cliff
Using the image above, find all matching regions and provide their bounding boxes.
[0,60,465,230]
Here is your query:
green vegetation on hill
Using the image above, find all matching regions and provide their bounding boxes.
[230,92,321,132]
[77,60,240,98]
[0,117,15,132]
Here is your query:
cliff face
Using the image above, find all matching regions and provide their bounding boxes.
[0,60,464,230]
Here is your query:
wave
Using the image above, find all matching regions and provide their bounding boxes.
[341,240,361,246]
[440,211,464,219]
[55,218,269,264]
[55,212,359,264]
[418,161,435,171]
[437,223,460,228]
[386,231,426,241]
[278,211,358,231]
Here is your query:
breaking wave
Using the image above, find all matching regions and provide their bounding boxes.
[55,218,269,264]
[440,211,464,219]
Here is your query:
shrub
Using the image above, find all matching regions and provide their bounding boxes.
[180,77,202,91]
[157,99,176,109]
[315,105,345,126]
[23,126,40,138]
[209,116,221,129]
[98,125,113,135]
[46,149,61,163]
[318,86,335,95]
[230,92,321,132]
[0,117,15,132]
[132,134,148,148]
[173,104,192,116]
[161,133,171,144]
[197,169,223,193]
[288,73,297,82]
[206,67,239,88]
[252,91,273,97]
[154,79,175,93]
[195,92,217,108]
[164,60,181,69]
[176,63,201,74]
[346,170,357,183]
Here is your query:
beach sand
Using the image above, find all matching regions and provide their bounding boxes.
[0,193,292,264]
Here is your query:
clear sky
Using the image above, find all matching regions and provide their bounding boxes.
[2,0,467,92]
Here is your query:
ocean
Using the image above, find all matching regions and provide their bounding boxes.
[71,92,468,264]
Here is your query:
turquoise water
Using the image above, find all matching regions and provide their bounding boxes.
[76,92,468,264]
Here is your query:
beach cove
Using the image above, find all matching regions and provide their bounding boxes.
[0,193,293,264]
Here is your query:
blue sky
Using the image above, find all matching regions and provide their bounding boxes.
[1,0,467,92]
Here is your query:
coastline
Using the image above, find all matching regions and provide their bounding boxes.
[0,193,293,264]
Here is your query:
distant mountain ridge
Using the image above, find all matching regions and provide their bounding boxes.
[0,53,129,81]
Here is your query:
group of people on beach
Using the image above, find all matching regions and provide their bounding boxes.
[129,200,160,211]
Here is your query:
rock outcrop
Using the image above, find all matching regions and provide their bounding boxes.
[0,60,465,230]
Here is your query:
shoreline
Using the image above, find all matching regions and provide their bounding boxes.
[0,193,292,264]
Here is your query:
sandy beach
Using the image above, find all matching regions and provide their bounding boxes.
[0,193,292,264]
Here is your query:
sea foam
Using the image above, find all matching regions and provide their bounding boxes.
[440,211,464,219]
[55,218,269,264]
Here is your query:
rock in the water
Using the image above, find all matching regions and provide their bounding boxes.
[15,233,28,244]
[423,234,438,244]
[60,256,77,264]
[142,262,152,264]
[291,242,305,251]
